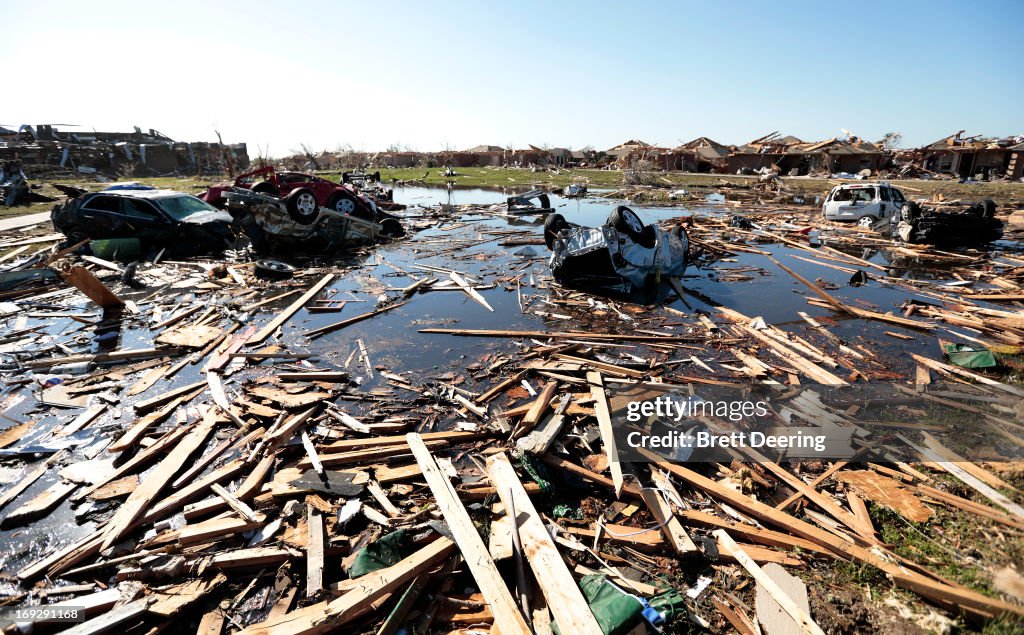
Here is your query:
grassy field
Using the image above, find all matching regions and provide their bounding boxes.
[3,168,1023,223]
[369,166,1024,205]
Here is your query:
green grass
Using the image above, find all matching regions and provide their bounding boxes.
[368,166,1024,205]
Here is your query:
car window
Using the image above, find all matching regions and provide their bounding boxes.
[122,198,160,219]
[891,189,905,204]
[83,195,121,212]
[156,195,220,221]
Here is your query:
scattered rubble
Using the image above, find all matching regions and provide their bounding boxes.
[0,184,1023,635]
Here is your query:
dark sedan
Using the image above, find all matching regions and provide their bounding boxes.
[52,189,236,256]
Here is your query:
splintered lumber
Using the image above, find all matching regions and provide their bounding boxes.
[637,485,700,556]
[249,273,334,344]
[59,266,125,310]
[516,411,567,455]
[100,409,217,550]
[240,537,456,635]
[912,354,1024,398]
[900,434,1024,520]
[0,451,65,512]
[835,471,933,523]
[211,483,259,523]
[714,530,824,635]
[305,299,409,339]
[540,453,642,499]
[1,480,77,527]
[132,380,206,415]
[450,271,493,311]
[307,504,325,597]
[642,450,1024,618]
[148,574,226,617]
[60,598,150,635]
[523,381,557,427]
[418,328,696,342]
[588,372,624,498]
[406,433,531,634]
[207,371,246,427]
[485,453,603,635]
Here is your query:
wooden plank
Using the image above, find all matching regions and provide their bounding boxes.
[249,274,334,344]
[588,372,624,498]
[100,409,217,550]
[211,483,260,523]
[305,299,409,339]
[714,530,824,635]
[756,562,813,635]
[450,271,493,312]
[0,451,65,512]
[307,504,325,597]
[1,479,77,527]
[240,537,456,635]
[642,449,1024,619]
[59,598,149,635]
[638,485,700,556]
[132,380,205,414]
[522,381,557,427]
[485,453,603,635]
[59,266,124,310]
[406,434,531,634]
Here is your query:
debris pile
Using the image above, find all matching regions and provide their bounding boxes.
[0,188,1023,634]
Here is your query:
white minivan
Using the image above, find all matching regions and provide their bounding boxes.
[822,182,906,223]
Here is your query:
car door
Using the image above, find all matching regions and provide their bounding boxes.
[878,186,893,217]
[78,195,122,236]
[118,197,168,239]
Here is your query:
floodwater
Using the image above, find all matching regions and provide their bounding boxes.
[1,183,1022,578]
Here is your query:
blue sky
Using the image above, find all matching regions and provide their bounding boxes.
[4,0,1021,155]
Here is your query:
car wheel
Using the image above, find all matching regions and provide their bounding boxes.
[981,199,996,219]
[544,213,570,249]
[608,206,646,240]
[252,181,278,196]
[858,215,878,228]
[254,259,295,280]
[327,191,359,214]
[900,202,920,223]
[379,218,405,238]
[286,187,320,225]
[65,228,89,246]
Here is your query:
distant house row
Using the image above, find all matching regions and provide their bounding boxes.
[373,131,1024,180]
[0,124,250,176]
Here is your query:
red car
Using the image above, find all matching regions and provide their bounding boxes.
[202,166,375,222]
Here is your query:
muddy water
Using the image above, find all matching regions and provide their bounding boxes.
[1,184,1021,578]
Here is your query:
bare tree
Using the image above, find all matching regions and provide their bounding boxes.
[878,132,903,150]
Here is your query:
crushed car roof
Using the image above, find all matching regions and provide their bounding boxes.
[87,188,201,199]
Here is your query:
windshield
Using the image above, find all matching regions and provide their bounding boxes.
[156,195,220,220]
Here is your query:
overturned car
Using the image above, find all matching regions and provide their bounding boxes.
[544,206,689,294]
[222,187,405,254]
[864,199,1003,245]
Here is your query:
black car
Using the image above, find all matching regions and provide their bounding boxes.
[52,189,236,256]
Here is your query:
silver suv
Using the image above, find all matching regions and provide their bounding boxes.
[822,182,906,223]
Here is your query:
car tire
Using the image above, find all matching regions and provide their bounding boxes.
[608,206,646,241]
[252,181,278,196]
[379,218,405,238]
[286,187,320,225]
[544,213,570,249]
[900,202,920,223]
[981,199,996,219]
[327,191,360,214]
[858,215,878,228]
[254,259,295,280]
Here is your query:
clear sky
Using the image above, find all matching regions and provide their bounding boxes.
[4,0,1021,155]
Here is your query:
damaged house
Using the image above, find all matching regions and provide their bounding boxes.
[0,124,249,176]
[917,131,1022,180]
[660,137,731,172]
